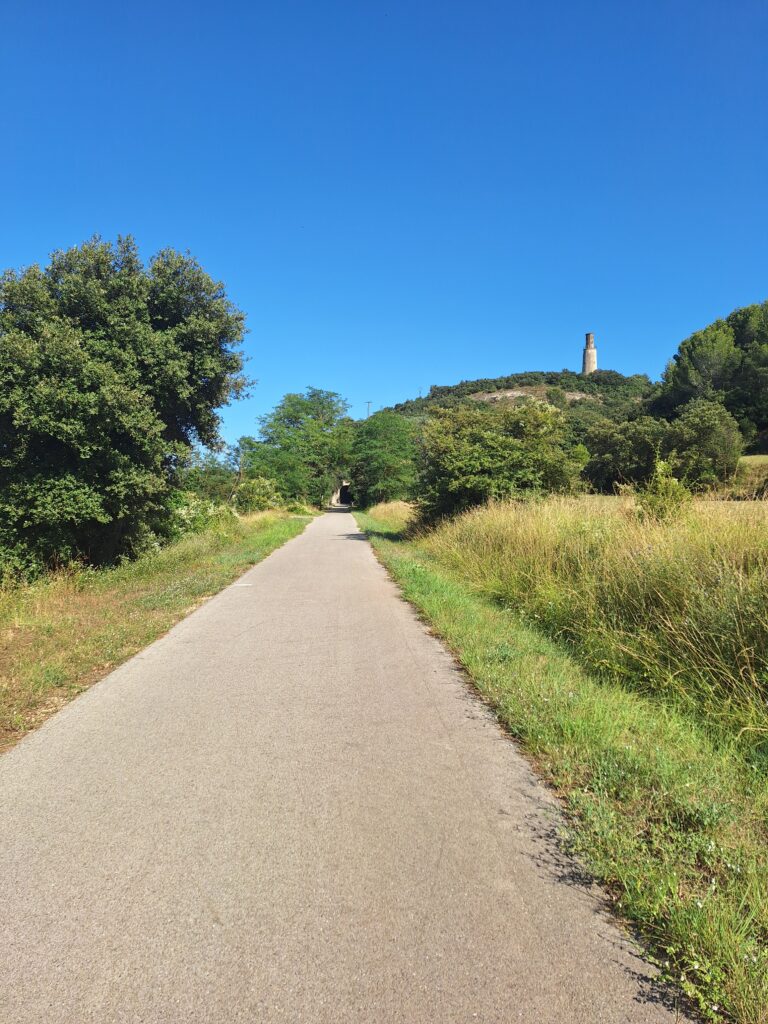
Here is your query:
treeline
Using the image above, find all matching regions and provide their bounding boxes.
[181,387,592,520]
[181,303,766,523]
[393,368,653,420]
[2,235,765,576]
[183,384,743,526]
[182,391,419,512]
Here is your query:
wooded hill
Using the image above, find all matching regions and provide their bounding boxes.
[391,369,654,440]
[391,297,768,449]
[393,369,652,414]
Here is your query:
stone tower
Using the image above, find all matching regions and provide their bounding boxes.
[581,332,597,375]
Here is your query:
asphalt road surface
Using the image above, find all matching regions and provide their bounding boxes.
[1,511,682,1023]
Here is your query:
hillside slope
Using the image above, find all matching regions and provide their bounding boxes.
[392,369,654,425]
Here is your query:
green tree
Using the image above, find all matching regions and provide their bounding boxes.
[418,401,587,520]
[583,403,742,492]
[583,416,669,491]
[650,300,768,445]
[727,302,768,445]
[667,398,743,488]
[349,411,418,506]
[0,237,246,570]
[241,388,352,506]
[653,322,741,414]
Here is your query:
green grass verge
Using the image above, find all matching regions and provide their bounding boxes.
[355,508,768,1024]
[0,511,311,751]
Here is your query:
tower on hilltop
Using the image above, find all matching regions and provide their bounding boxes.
[581,332,597,375]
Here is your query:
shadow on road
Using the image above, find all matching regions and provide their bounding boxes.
[524,817,686,1017]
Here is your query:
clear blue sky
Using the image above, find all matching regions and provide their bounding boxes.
[2,0,766,441]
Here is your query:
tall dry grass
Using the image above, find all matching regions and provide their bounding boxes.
[364,501,413,533]
[420,496,768,744]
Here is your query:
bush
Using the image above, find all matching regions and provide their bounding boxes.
[234,477,282,513]
[179,451,237,503]
[282,501,316,515]
[418,401,587,520]
[584,400,744,492]
[168,492,236,538]
[668,398,743,488]
[584,416,668,490]
[0,547,43,587]
[635,459,692,522]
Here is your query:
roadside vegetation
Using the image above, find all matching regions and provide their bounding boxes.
[177,299,768,515]
[357,499,768,1024]
[421,496,768,740]
[0,509,311,752]
[0,237,321,748]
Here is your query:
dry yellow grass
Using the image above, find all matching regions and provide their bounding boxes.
[728,455,768,498]
[365,500,414,532]
[420,496,768,738]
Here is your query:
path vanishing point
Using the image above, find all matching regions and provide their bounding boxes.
[1,511,682,1023]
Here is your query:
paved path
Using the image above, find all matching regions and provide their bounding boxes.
[1,511,680,1023]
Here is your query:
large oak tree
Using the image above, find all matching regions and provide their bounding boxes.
[0,236,247,570]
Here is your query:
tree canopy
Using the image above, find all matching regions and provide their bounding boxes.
[652,300,768,445]
[235,387,352,507]
[418,401,587,520]
[0,237,246,570]
[349,411,418,506]
[583,400,742,491]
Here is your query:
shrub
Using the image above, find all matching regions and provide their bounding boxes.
[635,459,692,522]
[168,492,236,538]
[282,501,316,515]
[584,400,744,492]
[179,451,237,503]
[234,477,282,513]
[583,416,669,490]
[668,398,743,488]
[418,401,587,520]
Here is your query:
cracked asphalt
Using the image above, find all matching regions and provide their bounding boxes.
[0,511,682,1022]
